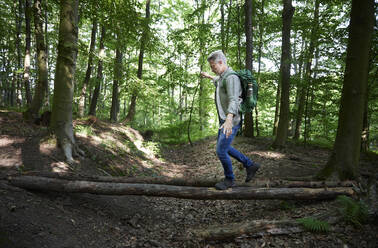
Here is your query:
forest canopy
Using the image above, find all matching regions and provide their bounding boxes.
[0,0,376,150]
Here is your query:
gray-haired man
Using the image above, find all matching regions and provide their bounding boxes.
[201,50,260,190]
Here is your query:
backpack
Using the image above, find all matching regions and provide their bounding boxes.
[222,69,258,113]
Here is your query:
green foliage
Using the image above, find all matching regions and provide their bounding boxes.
[74,124,94,136]
[336,196,369,227]
[1,0,377,153]
[279,200,296,210]
[152,120,217,145]
[296,217,330,233]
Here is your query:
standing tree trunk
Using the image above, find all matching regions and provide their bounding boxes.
[78,18,97,117]
[110,46,123,122]
[125,0,151,123]
[360,90,369,152]
[220,0,226,52]
[44,0,50,107]
[51,0,80,164]
[236,3,242,68]
[272,80,280,136]
[293,39,306,137]
[15,0,23,106]
[304,46,320,145]
[197,0,206,131]
[88,25,105,116]
[23,0,32,106]
[244,0,254,137]
[24,0,48,121]
[255,0,265,137]
[272,0,294,148]
[294,0,319,140]
[318,0,374,180]
[224,0,232,53]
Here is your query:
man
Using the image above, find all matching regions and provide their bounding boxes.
[201,50,260,190]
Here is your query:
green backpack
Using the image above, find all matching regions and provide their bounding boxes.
[222,69,258,113]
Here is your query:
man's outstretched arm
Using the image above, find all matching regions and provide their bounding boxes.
[200,72,215,80]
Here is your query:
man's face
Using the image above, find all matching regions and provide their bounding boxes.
[209,60,223,75]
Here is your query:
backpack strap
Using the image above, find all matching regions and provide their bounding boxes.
[221,71,238,89]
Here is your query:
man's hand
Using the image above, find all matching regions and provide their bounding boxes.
[200,72,214,80]
[220,114,233,138]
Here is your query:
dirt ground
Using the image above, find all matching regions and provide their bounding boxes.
[0,110,377,248]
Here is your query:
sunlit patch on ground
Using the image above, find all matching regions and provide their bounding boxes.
[0,136,16,148]
[50,162,72,173]
[253,150,286,159]
[0,136,23,169]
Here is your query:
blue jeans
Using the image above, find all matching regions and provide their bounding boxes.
[216,120,253,180]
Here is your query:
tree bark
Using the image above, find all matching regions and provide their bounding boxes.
[15,0,23,106]
[44,0,49,107]
[272,0,294,148]
[78,18,97,117]
[8,176,354,200]
[24,0,48,121]
[236,3,242,68]
[88,25,105,116]
[23,0,32,106]
[255,0,265,137]
[220,0,226,52]
[273,79,280,136]
[124,0,151,123]
[318,0,374,180]
[110,46,123,122]
[50,0,80,164]
[244,0,254,137]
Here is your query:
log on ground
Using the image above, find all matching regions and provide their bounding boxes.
[21,172,356,188]
[8,176,354,200]
[189,219,302,241]
[189,216,341,241]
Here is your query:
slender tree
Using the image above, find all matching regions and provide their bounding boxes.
[272,79,280,136]
[244,0,254,137]
[125,0,151,123]
[15,0,23,106]
[78,18,97,117]
[110,45,123,122]
[50,0,81,163]
[24,0,48,120]
[23,0,32,106]
[294,0,320,140]
[318,0,374,180]
[272,0,295,148]
[88,25,105,116]
[255,0,265,137]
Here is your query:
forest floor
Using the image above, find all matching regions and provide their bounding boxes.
[0,109,377,248]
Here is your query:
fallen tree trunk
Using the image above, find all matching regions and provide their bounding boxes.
[189,219,302,240]
[8,176,354,200]
[21,172,356,188]
[188,216,341,240]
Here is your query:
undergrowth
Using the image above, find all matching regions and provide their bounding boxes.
[336,196,368,227]
[296,217,330,233]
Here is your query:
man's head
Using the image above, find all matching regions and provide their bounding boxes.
[207,50,228,75]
